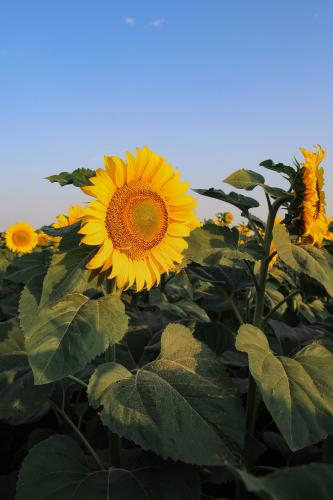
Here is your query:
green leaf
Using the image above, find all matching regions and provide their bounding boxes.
[259,159,296,177]
[0,318,53,424]
[88,323,244,466]
[236,324,333,450]
[19,273,45,333]
[224,169,265,190]
[5,251,51,285]
[223,169,292,199]
[40,245,98,306]
[268,319,323,355]
[185,226,264,266]
[235,463,333,500]
[40,221,81,237]
[46,167,96,187]
[273,225,333,297]
[194,188,259,210]
[46,171,73,186]
[72,168,96,187]
[261,185,292,199]
[0,474,16,500]
[26,293,128,384]
[16,435,201,500]
[0,248,15,276]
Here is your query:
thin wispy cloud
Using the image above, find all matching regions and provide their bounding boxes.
[149,18,165,28]
[124,17,135,26]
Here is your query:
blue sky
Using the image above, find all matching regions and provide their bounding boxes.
[1,0,333,229]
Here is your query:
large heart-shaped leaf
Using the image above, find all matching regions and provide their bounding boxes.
[236,324,333,450]
[273,225,333,297]
[26,293,128,384]
[16,435,201,500]
[0,318,53,424]
[88,324,244,466]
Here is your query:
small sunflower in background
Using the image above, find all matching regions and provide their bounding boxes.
[288,146,333,247]
[79,146,200,291]
[52,204,85,245]
[214,211,234,226]
[37,232,51,247]
[237,223,252,242]
[53,204,85,229]
[224,212,234,224]
[5,222,38,254]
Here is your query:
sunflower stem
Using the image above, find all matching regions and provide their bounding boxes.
[51,403,104,470]
[243,195,290,467]
[104,343,121,466]
[66,374,88,389]
[263,288,301,325]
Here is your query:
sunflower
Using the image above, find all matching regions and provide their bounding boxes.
[214,212,233,226]
[237,223,252,243]
[53,204,85,229]
[296,146,333,247]
[225,212,233,224]
[5,222,38,254]
[52,204,84,245]
[37,232,51,247]
[79,146,200,291]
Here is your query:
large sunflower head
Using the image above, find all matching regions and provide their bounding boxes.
[79,146,200,291]
[287,146,333,247]
[5,222,38,254]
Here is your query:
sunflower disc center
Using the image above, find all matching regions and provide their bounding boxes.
[13,230,29,246]
[105,182,168,259]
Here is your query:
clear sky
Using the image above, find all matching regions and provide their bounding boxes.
[1,0,333,230]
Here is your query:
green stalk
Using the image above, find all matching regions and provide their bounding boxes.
[52,404,104,469]
[104,341,120,466]
[262,288,301,325]
[243,195,290,463]
[67,374,88,389]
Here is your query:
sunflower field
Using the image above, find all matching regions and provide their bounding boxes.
[1,146,333,500]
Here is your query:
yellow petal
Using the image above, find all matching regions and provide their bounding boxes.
[133,260,146,292]
[78,221,106,235]
[80,230,107,245]
[81,184,111,205]
[86,239,113,269]
[167,223,190,237]
[147,256,161,285]
[126,151,135,183]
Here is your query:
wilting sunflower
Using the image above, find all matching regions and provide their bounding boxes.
[79,146,200,291]
[5,222,38,254]
[292,146,333,247]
